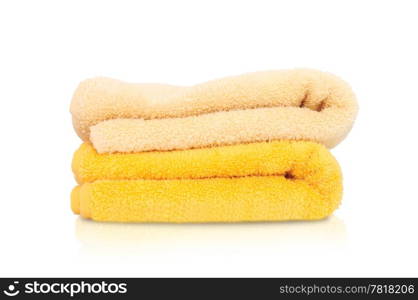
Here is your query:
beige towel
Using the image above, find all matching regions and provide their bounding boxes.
[71,69,357,152]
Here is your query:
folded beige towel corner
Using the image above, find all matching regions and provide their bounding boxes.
[71,69,357,153]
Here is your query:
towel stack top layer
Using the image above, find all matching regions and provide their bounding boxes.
[70,69,358,153]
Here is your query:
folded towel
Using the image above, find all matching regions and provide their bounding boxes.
[71,141,342,223]
[71,69,357,150]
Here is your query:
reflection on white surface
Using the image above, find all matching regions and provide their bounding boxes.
[76,216,346,257]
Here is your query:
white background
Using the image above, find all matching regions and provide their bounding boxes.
[0,0,417,277]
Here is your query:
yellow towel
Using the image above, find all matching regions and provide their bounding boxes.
[71,141,342,223]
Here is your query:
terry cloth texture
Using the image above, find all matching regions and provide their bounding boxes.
[71,141,342,223]
[71,69,358,150]
[90,105,352,153]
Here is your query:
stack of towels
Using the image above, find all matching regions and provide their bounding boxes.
[70,69,358,223]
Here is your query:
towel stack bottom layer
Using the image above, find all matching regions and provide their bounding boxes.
[71,141,342,222]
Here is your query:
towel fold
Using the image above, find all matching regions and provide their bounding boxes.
[90,105,354,153]
[71,69,357,150]
[72,175,341,223]
[71,141,342,223]
[73,141,337,182]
